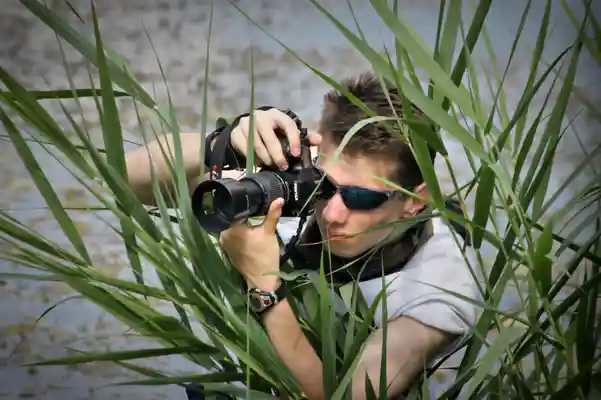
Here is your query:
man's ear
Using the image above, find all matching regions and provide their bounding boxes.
[403,182,429,216]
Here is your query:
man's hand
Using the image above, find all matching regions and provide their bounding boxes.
[219,197,285,289]
[230,108,322,170]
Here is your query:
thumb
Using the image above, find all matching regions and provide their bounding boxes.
[262,197,285,233]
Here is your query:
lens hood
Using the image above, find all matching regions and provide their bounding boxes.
[191,178,249,233]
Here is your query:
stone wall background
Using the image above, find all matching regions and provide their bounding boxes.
[0,0,600,398]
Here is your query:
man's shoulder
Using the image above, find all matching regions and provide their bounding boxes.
[358,217,482,335]
[399,217,479,287]
[363,217,476,285]
[412,217,475,264]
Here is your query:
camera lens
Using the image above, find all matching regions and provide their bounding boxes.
[191,171,289,233]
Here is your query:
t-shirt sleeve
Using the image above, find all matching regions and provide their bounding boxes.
[360,220,482,337]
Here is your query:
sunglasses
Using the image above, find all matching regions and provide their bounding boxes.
[316,171,398,210]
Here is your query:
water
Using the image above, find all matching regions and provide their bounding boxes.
[1,0,599,398]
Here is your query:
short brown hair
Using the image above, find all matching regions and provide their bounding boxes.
[318,71,436,189]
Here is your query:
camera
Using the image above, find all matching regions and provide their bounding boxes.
[191,125,323,234]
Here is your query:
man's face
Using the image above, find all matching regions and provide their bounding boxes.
[313,137,414,258]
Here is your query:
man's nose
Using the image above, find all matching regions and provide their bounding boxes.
[322,193,349,224]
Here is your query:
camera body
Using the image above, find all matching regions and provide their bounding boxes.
[191,125,323,234]
[258,135,323,217]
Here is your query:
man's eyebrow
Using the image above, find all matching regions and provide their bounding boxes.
[314,156,351,187]
[317,168,343,187]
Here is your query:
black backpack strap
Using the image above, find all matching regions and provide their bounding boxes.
[444,197,471,245]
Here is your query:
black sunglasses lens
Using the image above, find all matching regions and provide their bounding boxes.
[315,173,390,210]
[341,187,389,210]
[317,176,338,199]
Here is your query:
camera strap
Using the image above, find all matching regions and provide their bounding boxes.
[205,106,272,180]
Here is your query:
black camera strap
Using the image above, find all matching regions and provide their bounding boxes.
[205,106,272,180]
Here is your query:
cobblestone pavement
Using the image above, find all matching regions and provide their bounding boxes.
[1,0,600,398]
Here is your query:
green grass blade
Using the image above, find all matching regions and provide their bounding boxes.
[19,0,156,108]
[463,326,526,398]
[239,0,489,161]
[0,108,92,265]
[409,125,444,207]
[0,211,83,265]
[511,72,560,191]
[118,380,275,400]
[482,0,533,155]
[92,6,126,179]
[369,0,488,131]
[512,230,601,363]
[514,0,552,150]
[546,224,601,308]
[436,0,461,73]
[442,0,492,112]
[460,37,583,380]
[377,271,389,400]
[246,47,256,173]
[432,0,461,106]
[531,221,554,296]
[198,0,215,178]
[480,29,510,131]
[491,45,571,170]
[90,4,145,288]
[429,0,446,88]
[471,166,495,249]
[574,272,597,397]
[347,0,368,42]
[0,68,97,179]
[113,372,244,386]
[0,88,130,100]
[318,255,338,397]
[28,344,220,366]
[561,0,601,64]
[519,37,585,216]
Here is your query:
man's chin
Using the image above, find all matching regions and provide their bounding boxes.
[325,240,365,259]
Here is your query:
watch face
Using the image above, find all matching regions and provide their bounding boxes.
[249,290,273,312]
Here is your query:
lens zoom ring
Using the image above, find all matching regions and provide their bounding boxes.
[251,172,288,208]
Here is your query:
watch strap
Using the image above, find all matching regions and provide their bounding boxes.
[247,280,287,314]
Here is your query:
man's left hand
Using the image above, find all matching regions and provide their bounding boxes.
[219,198,285,289]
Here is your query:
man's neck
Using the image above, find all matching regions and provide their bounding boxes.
[291,216,433,284]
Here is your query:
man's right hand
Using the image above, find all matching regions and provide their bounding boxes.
[230,108,322,170]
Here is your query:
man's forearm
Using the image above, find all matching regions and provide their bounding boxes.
[261,297,451,400]
[260,298,398,400]
[262,299,326,400]
[125,132,208,205]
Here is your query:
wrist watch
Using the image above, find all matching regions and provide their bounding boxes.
[247,281,287,314]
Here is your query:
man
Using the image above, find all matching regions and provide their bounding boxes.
[125,72,480,399]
